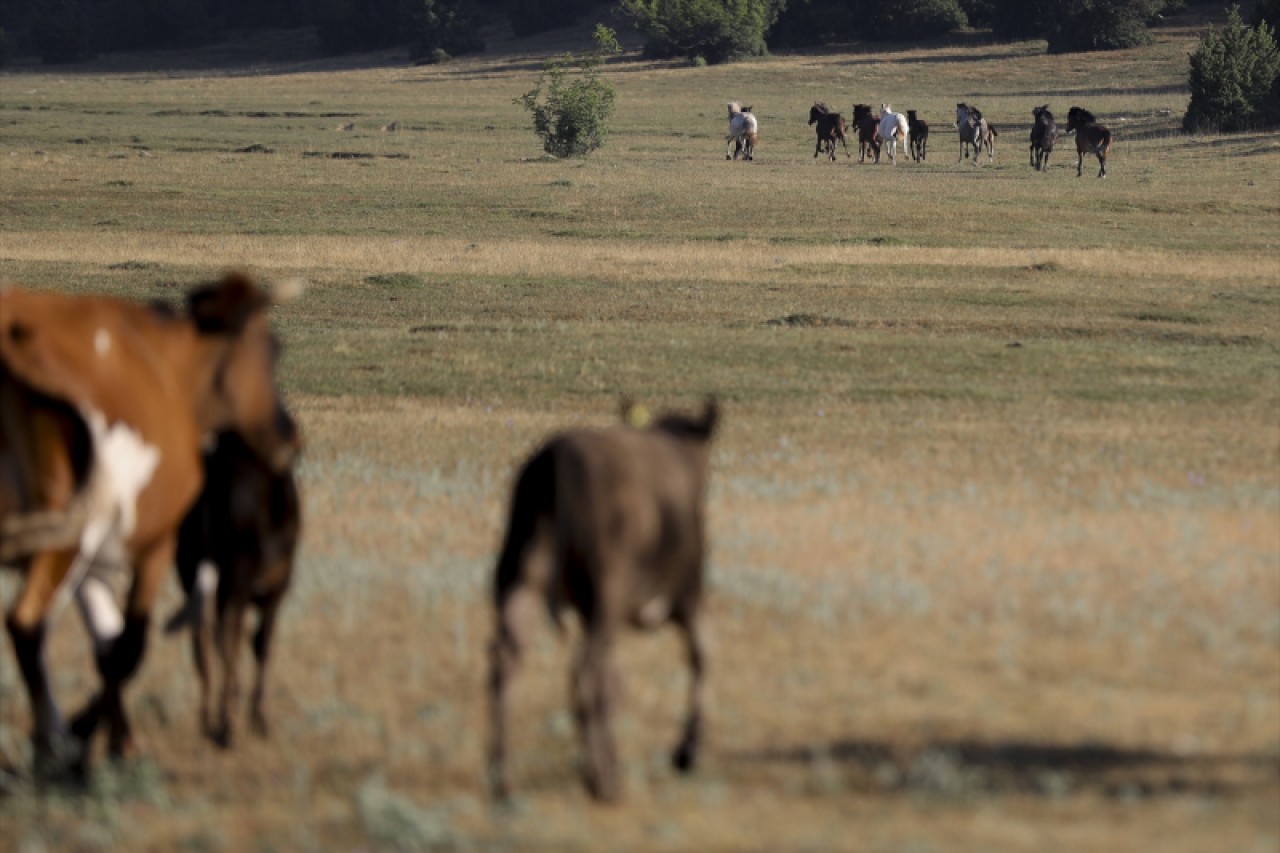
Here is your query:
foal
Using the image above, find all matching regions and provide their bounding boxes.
[167,429,301,748]
[488,399,719,803]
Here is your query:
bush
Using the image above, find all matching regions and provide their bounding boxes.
[516,24,620,157]
[618,0,783,64]
[1183,6,1280,131]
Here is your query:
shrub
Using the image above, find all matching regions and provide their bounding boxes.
[1183,6,1280,131]
[516,24,620,157]
[618,0,783,64]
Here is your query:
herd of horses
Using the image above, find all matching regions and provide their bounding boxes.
[0,272,717,804]
[729,100,1113,177]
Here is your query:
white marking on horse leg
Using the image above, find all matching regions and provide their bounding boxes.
[76,575,125,655]
[638,595,671,628]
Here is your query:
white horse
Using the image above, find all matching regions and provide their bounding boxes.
[879,104,909,165]
[726,102,758,161]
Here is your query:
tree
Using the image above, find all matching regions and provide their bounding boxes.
[618,0,784,64]
[1184,6,1280,131]
[516,24,620,157]
[862,0,967,40]
[1043,0,1162,53]
[408,0,484,62]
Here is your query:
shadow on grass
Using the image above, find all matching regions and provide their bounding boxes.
[734,737,1280,798]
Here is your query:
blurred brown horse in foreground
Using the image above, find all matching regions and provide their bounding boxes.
[488,399,719,803]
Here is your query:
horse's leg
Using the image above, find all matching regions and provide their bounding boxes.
[572,623,622,802]
[248,586,285,738]
[6,549,77,774]
[1076,149,1084,178]
[1096,146,1107,178]
[671,603,708,773]
[88,537,173,760]
[179,558,217,736]
[210,585,246,749]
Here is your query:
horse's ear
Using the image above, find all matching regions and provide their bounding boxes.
[187,272,268,334]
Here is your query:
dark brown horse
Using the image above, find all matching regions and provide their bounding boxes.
[809,102,850,161]
[488,399,719,803]
[0,273,301,776]
[1066,106,1112,178]
[167,429,301,749]
[1029,104,1059,172]
[907,109,929,162]
[852,104,881,163]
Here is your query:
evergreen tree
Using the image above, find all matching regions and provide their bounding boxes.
[1184,5,1280,131]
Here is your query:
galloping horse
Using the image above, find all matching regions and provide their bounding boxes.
[852,104,880,163]
[956,103,997,164]
[879,103,910,165]
[1066,106,1112,178]
[907,109,929,162]
[809,102,850,161]
[1029,105,1059,172]
[725,102,758,161]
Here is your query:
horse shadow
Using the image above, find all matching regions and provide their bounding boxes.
[732,736,1280,798]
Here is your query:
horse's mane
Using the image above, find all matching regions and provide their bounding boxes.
[1070,106,1097,124]
[727,101,742,116]
[812,102,829,114]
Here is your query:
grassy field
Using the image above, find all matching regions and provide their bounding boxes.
[1,14,1279,852]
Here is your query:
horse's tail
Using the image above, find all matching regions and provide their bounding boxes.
[1096,127,1112,155]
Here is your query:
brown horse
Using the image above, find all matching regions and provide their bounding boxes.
[1030,104,1059,172]
[488,399,719,803]
[167,429,301,749]
[809,102,850,161]
[0,272,300,776]
[853,104,881,163]
[1066,106,1112,178]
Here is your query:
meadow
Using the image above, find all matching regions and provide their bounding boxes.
[1,14,1278,852]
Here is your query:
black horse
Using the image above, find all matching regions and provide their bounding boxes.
[907,109,929,162]
[809,102,850,161]
[1029,105,1059,172]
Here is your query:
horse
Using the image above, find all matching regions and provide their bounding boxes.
[725,102,758,161]
[907,109,929,162]
[956,103,997,164]
[1029,104,1059,172]
[488,399,719,804]
[165,429,301,749]
[0,272,301,776]
[1066,106,1112,178]
[809,102,850,161]
[852,104,881,163]
[879,103,910,165]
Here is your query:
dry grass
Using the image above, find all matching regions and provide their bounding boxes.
[1,17,1278,853]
